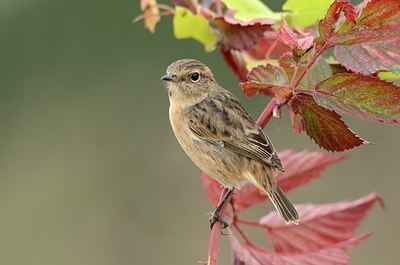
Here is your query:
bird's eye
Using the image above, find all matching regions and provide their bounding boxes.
[190,72,200,82]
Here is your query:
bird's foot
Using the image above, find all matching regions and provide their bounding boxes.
[209,210,229,230]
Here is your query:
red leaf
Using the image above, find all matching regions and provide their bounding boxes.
[314,73,400,123]
[335,36,400,75]
[240,64,290,97]
[220,49,248,81]
[322,0,400,46]
[288,93,368,152]
[277,150,346,192]
[214,17,273,51]
[277,17,298,50]
[231,232,370,265]
[277,17,314,51]
[246,31,291,60]
[200,171,221,206]
[318,0,356,42]
[260,193,382,252]
[231,149,345,212]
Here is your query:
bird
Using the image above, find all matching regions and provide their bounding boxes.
[161,59,299,228]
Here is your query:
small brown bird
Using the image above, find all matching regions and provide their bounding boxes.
[161,59,299,227]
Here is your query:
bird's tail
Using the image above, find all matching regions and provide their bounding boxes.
[268,185,300,225]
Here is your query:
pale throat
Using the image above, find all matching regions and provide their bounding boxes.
[168,83,209,108]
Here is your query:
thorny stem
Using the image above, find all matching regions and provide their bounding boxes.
[256,97,277,128]
[207,188,230,265]
[293,43,329,89]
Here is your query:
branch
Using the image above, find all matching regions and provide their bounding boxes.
[256,97,278,128]
[207,188,230,265]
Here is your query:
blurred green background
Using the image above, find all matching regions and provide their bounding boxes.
[1,0,399,264]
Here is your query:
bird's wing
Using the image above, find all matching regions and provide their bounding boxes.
[186,92,284,171]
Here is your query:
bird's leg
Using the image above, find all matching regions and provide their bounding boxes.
[209,188,234,229]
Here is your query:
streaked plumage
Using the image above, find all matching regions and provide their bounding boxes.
[163,59,299,225]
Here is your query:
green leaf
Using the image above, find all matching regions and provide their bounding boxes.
[378,71,400,80]
[283,0,332,28]
[314,74,400,124]
[173,6,219,52]
[288,93,367,152]
[221,0,281,22]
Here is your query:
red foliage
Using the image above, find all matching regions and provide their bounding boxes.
[288,93,368,152]
[260,193,382,252]
[277,17,313,51]
[138,0,399,264]
[214,17,273,51]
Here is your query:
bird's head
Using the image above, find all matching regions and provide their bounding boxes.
[161,59,217,104]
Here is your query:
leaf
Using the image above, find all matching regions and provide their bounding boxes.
[221,0,281,22]
[283,0,333,28]
[288,93,367,152]
[277,17,314,51]
[246,31,291,60]
[328,0,400,45]
[260,193,382,252]
[230,149,345,212]
[221,49,249,81]
[314,73,400,124]
[200,171,221,206]
[335,37,400,75]
[140,0,160,33]
[378,71,400,87]
[231,232,370,265]
[278,51,332,90]
[318,0,356,43]
[277,17,298,50]
[173,6,219,52]
[240,64,290,97]
[214,17,273,51]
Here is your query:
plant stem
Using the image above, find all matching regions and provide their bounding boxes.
[256,97,277,128]
[207,188,230,265]
[293,43,329,89]
[216,0,222,17]
[237,218,264,227]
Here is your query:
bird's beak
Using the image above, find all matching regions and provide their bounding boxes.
[161,74,177,82]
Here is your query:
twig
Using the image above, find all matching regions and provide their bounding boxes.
[236,218,264,228]
[292,42,329,89]
[256,97,277,128]
[207,188,230,265]
[216,0,223,17]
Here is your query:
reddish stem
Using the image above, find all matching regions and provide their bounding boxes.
[236,218,264,228]
[207,188,230,265]
[256,97,277,128]
[216,0,223,17]
[293,43,329,89]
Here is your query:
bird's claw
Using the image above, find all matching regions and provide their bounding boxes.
[209,211,229,230]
